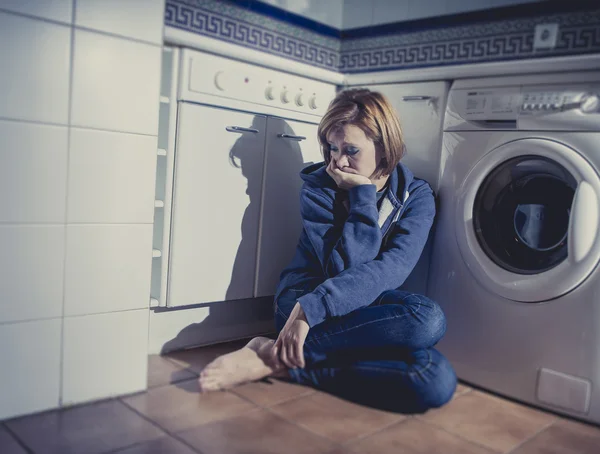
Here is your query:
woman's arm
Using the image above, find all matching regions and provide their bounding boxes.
[301,183,382,278]
[297,182,436,327]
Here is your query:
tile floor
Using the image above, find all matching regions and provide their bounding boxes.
[2,339,600,454]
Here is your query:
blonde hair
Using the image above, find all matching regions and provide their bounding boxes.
[318,88,406,179]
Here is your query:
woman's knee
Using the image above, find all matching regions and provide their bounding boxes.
[380,290,447,347]
[419,349,457,409]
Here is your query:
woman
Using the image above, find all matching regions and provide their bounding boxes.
[198,88,456,413]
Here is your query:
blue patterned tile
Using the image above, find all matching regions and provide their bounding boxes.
[164,0,600,73]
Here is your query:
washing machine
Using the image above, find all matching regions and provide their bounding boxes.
[428,71,600,424]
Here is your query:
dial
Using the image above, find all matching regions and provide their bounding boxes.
[281,90,291,104]
[295,92,305,106]
[265,85,276,100]
[214,71,227,91]
[580,93,600,113]
[308,95,318,110]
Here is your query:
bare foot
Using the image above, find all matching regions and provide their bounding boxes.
[198,337,287,392]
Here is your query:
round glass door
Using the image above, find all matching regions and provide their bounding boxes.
[473,156,577,274]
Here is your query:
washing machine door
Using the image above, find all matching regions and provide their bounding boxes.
[456,138,600,302]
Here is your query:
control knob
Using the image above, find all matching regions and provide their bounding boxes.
[281,90,291,104]
[295,92,305,106]
[265,85,276,100]
[580,93,599,113]
[308,95,318,110]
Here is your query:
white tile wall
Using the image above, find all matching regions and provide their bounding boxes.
[0,226,65,324]
[0,11,70,124]
[343,0,374,29]
[64,225,153,316]
[407,0,447,20]
[62,309,149,405]
[446,0,492,15]
[75,0,165,45]
[0,319,61,420]
[0,121,68,223]
[68,128,157,224]
[70,29,161,135]
[0,0,73,24]
[373,0,409,25]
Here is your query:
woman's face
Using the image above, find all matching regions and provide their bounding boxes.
[326,124,384,181]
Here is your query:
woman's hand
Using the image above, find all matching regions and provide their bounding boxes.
[326,161,372,190]
[274,302,310,369]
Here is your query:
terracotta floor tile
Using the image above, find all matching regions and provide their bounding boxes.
[121,379,257,432]
[352,418,497,454]
[453,382,472,399]
[166,339,250,374]
[114,435,198,454]
[231,377,315,407]
[177,408,335,454]
[0,425,27,454]
[511,418,600,454]
[5,400,165,454]
[147,355,198,388]
[417,390,555,452]
[269,390,405,443]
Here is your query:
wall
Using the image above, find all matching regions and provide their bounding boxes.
[343,0,541,29]
[0,0,165,420]
[258,0,344,29]
[167,0,600,74]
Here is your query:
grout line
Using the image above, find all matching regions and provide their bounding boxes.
[73,24,163,48]
[0,7,71,28]
[116,399,205,454]
[505,419,557,454]
[416,418,505,454]
[57,0,77,409]
[0,222,155,226]
[69,124,159,138]
[337,416,411,447]
[1,422,34,454]
[0,116,68,127]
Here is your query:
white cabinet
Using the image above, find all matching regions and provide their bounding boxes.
[167,103,267,305]
[367,81,450,192]
[367,81,450,296]
[256,118,322,297]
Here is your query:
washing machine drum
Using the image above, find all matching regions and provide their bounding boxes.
[455,138,600,302]
[474,157,576,275]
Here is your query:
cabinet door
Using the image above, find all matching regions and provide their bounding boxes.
[369,81,450,296]
[256,117,322,297]
[167,103,266,306]
[368,81,449,192]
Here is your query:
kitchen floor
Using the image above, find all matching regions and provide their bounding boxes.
[2,340,600,454]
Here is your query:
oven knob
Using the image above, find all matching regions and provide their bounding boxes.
[265,85,276,101]
[214,71,228,91]
[295,92,305,106]
[308,95,318,110]
[281,90,291,104]
[580,93,599,113]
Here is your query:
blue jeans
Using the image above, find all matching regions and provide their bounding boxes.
[274,288,457,413]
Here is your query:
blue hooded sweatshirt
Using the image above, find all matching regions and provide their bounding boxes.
[274,161,436,328]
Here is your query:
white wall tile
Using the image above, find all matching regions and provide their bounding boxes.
[258,0,343,28]
[0,319,61,420]
[75,0,165,45]
[62,309,149,405]
[0,226,65,324]
[343,0,374,29]
[71,29,161,135]
[68,129,157,224]
[446,0,492,15]
[0,0,73,24]
[373,0,409,25]
[0,121,68,223]
[64,225,153,316]
[0,11,70,124]
[407,0,447,20]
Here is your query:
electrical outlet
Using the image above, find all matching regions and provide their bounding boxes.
[534,23,559,50]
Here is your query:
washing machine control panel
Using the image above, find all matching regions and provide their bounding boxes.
[520,88,600,115]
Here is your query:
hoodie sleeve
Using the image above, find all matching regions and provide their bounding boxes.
[297,183,436,327]
[300,183,383,279]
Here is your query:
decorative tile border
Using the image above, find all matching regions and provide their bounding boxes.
[340,8,600,73]
[164,0,340,71]
[164,0,600,74]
